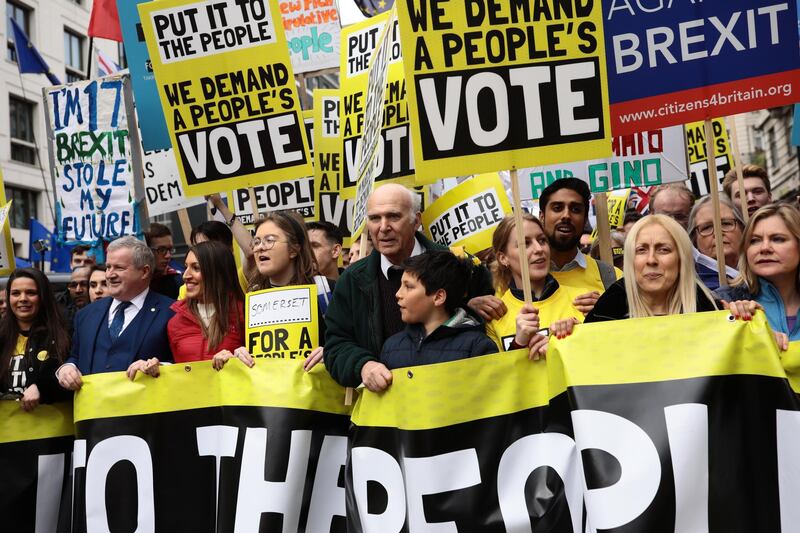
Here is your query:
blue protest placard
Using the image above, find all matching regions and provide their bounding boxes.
[117,0,171,151]
[606,0,800,135]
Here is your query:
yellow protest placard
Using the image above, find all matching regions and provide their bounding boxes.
[395,0,612,183]
[0,199,15,276]
[246,284,319,360]
[138,0,313,197]
[229,109,316,226]
[313,89,355,247]
[339,11,414,200]
[685,118,733,197]
[590,188,630,242]
[422,173,511,253]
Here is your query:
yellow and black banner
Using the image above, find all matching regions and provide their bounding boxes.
[71,361,351,532]
[0,401,73,533]
[348,312,800,532]
[7,313,800,531]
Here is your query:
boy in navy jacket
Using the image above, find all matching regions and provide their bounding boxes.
[379,251,498,370]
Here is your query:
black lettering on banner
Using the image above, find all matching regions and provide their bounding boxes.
[342,124,414,188]
[176,112,307,185]
[319,192,354,237]
[415,58,604,159]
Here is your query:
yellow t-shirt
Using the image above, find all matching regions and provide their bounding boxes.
[552,255,622,294]
[487,285,585,351]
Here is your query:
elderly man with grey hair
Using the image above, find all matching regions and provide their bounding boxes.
[57,236,175,390]
[324,184,495,392]
[687,195,746,291]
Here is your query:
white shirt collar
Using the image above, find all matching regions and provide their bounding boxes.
[110,287,149,315]
[380,238,425,279]
[692,247,739,279]
[551,249,587,272]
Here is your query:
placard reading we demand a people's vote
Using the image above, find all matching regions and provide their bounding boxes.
[139,0,313,197]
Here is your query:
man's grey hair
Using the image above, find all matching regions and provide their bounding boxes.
[409,189,422,218]
[687,195,746,246]
[107,236,156,273]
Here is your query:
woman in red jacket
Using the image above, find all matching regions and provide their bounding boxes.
[167,241,245,365]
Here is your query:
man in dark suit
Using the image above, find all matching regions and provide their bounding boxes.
[57,236,175,391]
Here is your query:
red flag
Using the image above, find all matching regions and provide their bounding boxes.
[88,0,122,42]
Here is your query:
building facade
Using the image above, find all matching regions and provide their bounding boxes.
[1,0,120,258]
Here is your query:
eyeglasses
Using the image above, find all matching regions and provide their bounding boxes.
[150,246,175,255]
[67,281,89,289]
[251,237,287,250]
[693,218,739,237]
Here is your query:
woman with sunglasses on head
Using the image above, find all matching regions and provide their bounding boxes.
[0,268,70,410]
[220,211,335,371]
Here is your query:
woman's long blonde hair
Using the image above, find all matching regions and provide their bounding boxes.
[734,203,800,295]
[623,214,716,318]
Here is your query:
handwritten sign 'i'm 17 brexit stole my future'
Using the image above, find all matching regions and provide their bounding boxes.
[246,285,319,360]
[606,0,800,135]
[395,0,612,183]
[138,0,313,197]
[43,74,142,245]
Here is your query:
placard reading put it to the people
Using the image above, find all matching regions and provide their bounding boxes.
[246,285,319,359]
[394,0,612,183]
[138,0,313,197]
[422,173,512,253]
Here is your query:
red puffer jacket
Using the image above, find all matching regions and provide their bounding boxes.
[167,298,245,363]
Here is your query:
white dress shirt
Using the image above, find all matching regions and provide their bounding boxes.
[380,238,425,279]
[107,288,150,335]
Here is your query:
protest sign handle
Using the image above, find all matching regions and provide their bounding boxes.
[510,168,533,307]
[594,193,614,266]
[177,208,193,245]
[704,119,728,288]
[298,74,311,110]
[727,115,749,223]
[249,188,260,222]
[345,387,354,406]
[85,37,93,79]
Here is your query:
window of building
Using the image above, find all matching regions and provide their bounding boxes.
[6,1,30,62]
[767,128,778,169]
[9,96,36,165]
[64,29,83,82]
[5,185,37,229]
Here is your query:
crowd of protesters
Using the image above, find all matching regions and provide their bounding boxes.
[1,163,796,406]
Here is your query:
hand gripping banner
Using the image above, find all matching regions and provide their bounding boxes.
[70,361,351,532]
[348,311,800,532]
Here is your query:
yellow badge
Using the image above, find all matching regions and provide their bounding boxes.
[36,350,48,361]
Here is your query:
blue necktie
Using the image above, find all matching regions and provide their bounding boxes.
[110,302,132,339]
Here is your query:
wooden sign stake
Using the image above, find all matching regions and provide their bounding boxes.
[704,119,728,288]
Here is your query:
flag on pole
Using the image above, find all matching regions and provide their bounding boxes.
[9,19,61,85]
[96,48,121,77]
[88,0,123,42]
[353,0,393,17]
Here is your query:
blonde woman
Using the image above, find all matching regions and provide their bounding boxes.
[716,203,800,347]
[549,215,720,340]
[486,214,585,359]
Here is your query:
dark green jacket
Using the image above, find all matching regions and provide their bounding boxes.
[324,232,494,387]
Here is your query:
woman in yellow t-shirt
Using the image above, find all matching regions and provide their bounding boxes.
[0,268,70,410]
[487,215,585,359]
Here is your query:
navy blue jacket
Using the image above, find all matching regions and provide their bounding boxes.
[379,309,498,369]
[67,290,175,375]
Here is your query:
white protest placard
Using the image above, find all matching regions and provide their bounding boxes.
[43,74,142,244]
[248,286,313,328]
[351,9,396,236]
[143,149,206,217]
[280,0,341,74]
[518,126,689,200]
